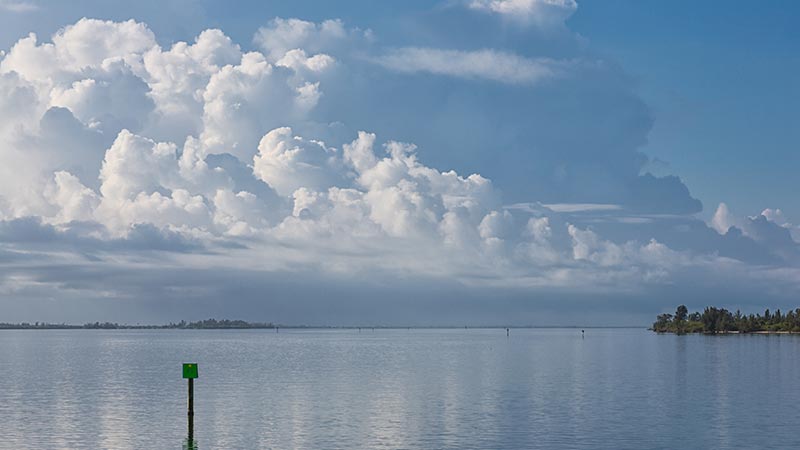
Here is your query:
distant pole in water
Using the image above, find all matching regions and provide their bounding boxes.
[506,328,509,337]
[182,363,198,447]
[276,326,279,333]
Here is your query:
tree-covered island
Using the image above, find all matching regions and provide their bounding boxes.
[653,305,800,334]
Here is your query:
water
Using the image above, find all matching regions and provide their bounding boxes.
[1,328,799,449]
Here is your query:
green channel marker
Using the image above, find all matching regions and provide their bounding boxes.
[183,363,198,379]
[183,363,198,446]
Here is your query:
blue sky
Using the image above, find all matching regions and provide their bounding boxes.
[0,0,797,325]
[571,0,800,223]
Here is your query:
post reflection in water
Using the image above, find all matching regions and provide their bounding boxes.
[182,437,198,449]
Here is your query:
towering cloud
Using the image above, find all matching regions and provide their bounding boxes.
[0,15,796,323]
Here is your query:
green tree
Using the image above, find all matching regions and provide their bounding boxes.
[653,313,673,332]
[675,305,688,322]
[674,305,688,334]
[701,307,719,333]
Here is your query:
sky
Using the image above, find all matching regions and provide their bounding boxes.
[0,0,797,326]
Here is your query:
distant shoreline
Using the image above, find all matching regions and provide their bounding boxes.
[0,322,644,331]
[0,319,275,330]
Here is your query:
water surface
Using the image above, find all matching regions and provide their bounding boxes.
[1,328,799,449]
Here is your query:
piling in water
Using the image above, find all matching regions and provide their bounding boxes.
[182,363,198,448]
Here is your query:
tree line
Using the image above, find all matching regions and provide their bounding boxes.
[652,305,800,334]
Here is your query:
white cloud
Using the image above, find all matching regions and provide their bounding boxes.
[761,209,800,242]
[98,130,179,202]
[375,47,568,84]
[52,18,155,70]
[44,171,99,223]
[525,216,551,242]
[253,127,343,197]
[212,189,270,236]
[0,71,39,134]
[276,49,336,74]
[759,208,800,243]
[199,51,331,161]
[253,17,369,62]
[711,203,799,244]
[542,203,623,213]
[0,0,39,12]
[711,202,735,234]
[762,208,788,226]
[467,0,577,26]
[141,28,242,140]
[1,19,155,80]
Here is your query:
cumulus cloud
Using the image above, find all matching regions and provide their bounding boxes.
[762,208,800,242]
[0,16,796,322]
[198,50,330,161]
[707,203,799,264]
[253,127,343,197]
[712,202,798,243]
[1,19,155,78]
[44,171,100,223]
[253,17,370,62]
[141,28,242,139]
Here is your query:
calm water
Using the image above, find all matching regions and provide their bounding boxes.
[1,328,800,449]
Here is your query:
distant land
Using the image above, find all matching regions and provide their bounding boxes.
[0,321,637,330]
[0,319,276,330]
[653,305,800,334]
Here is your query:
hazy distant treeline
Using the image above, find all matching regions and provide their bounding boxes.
[0,319,275,330]
[653,305,800,334]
